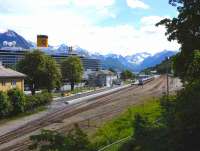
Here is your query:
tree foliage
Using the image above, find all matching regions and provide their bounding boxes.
[7,88,26,114]
[166,81,200,151]
[120,112,169,151]
[185,50,200,82]
[17,50,61,94]
[40,56,62,92]
[61,56,83,91]
[0,91,11,118]
[108,68,117,74]
[142,57,174,74]
[0,89,52,119]
[120,70,134,81]
[156,0,200,81]
[25,90,52,111]
[29,124,94,151]
[119,1,200,149]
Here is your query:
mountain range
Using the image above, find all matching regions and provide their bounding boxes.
[0,30,178,72]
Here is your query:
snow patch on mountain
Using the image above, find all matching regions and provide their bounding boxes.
[126,52,151,65]
[0,29,178,72]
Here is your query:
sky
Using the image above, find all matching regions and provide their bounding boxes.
[0,0,180,55]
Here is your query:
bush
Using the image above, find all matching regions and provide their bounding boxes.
[167,80,200,151]
[25,90,52,111]
[91,99,161,149]
[0,91,11,118]
[0,89,52,119]
[29,124,94,151]
[7,88,26,114]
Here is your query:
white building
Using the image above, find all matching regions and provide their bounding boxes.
[88,70,117,87]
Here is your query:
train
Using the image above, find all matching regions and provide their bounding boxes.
[138,76,155,85]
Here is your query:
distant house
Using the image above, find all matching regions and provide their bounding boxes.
[0,62,26,92]
[88,70,117,87]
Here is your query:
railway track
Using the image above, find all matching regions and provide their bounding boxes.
[0,77,166,151]
[0,107,126,151]
[0,85,138,147]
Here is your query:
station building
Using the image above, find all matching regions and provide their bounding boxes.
[0,62,26,92]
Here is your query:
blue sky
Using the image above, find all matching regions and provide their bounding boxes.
[0,0,179,55]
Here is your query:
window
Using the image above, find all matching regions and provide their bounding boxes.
[11,80,16,86]
[2,81,6,86]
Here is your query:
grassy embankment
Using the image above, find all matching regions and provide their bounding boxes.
[0,106,46,126]
[91,98,162,150]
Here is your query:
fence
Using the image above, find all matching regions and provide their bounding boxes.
[98,136,131,151]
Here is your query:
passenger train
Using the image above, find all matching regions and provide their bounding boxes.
[138,76,155,85]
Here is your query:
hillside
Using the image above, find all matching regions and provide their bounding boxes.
[141,55,175,74]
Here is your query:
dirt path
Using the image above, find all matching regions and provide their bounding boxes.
[0,76,182,151]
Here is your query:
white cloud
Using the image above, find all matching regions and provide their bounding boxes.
[0,0,115,15]
[72,0,115,8]
[140,16,169,25]
[0,14,179,55]
[0,0,179,56]
[126,0,150,9]
[96,8,117,18]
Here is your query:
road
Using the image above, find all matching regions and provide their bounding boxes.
[0,76,182,151]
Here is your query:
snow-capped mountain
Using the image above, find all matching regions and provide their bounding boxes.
[73,45,90,57]
[90,51,177,72]
[0,30,32,49]
[0,29,178,71]
[139,50,177,70]
[126,52,151,65]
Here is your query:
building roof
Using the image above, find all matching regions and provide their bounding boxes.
[98,70,115,75]
[90,70,115,76]
[0,64,26,78]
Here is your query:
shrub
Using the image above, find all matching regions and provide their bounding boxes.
[29,124,94,151]
[7,88,26,114]
[25,90,52,111]
[36,90,52,105]
[0,91,11,118]
[25,94,38,111]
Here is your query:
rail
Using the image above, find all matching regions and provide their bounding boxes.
[97,117,162,151]
[98,136,131,151]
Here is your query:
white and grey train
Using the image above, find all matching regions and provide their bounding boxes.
[138,76,155,85]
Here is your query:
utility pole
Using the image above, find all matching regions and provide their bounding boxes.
[166,57,169,99]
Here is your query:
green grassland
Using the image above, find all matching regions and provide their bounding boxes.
[92,98,162,150]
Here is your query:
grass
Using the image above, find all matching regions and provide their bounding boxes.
[0,106,46,125]
[91,98,161,150]
[71,87,95,94]
[52,87,96,98]
[124,80,133,85]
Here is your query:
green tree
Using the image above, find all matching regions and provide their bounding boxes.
[161,80,200,151]
[7,88,26,114]
[0,91,11,118]
[120,108,172,151]
[41,56,62,92]
[185,50,200,82]
[17,50,61,94]
[120,70,134,81]
[61,56,83,91]
[108,68,117,74]
[156,0,200,81]
[29,124,94,151]
[120,1,200,151]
